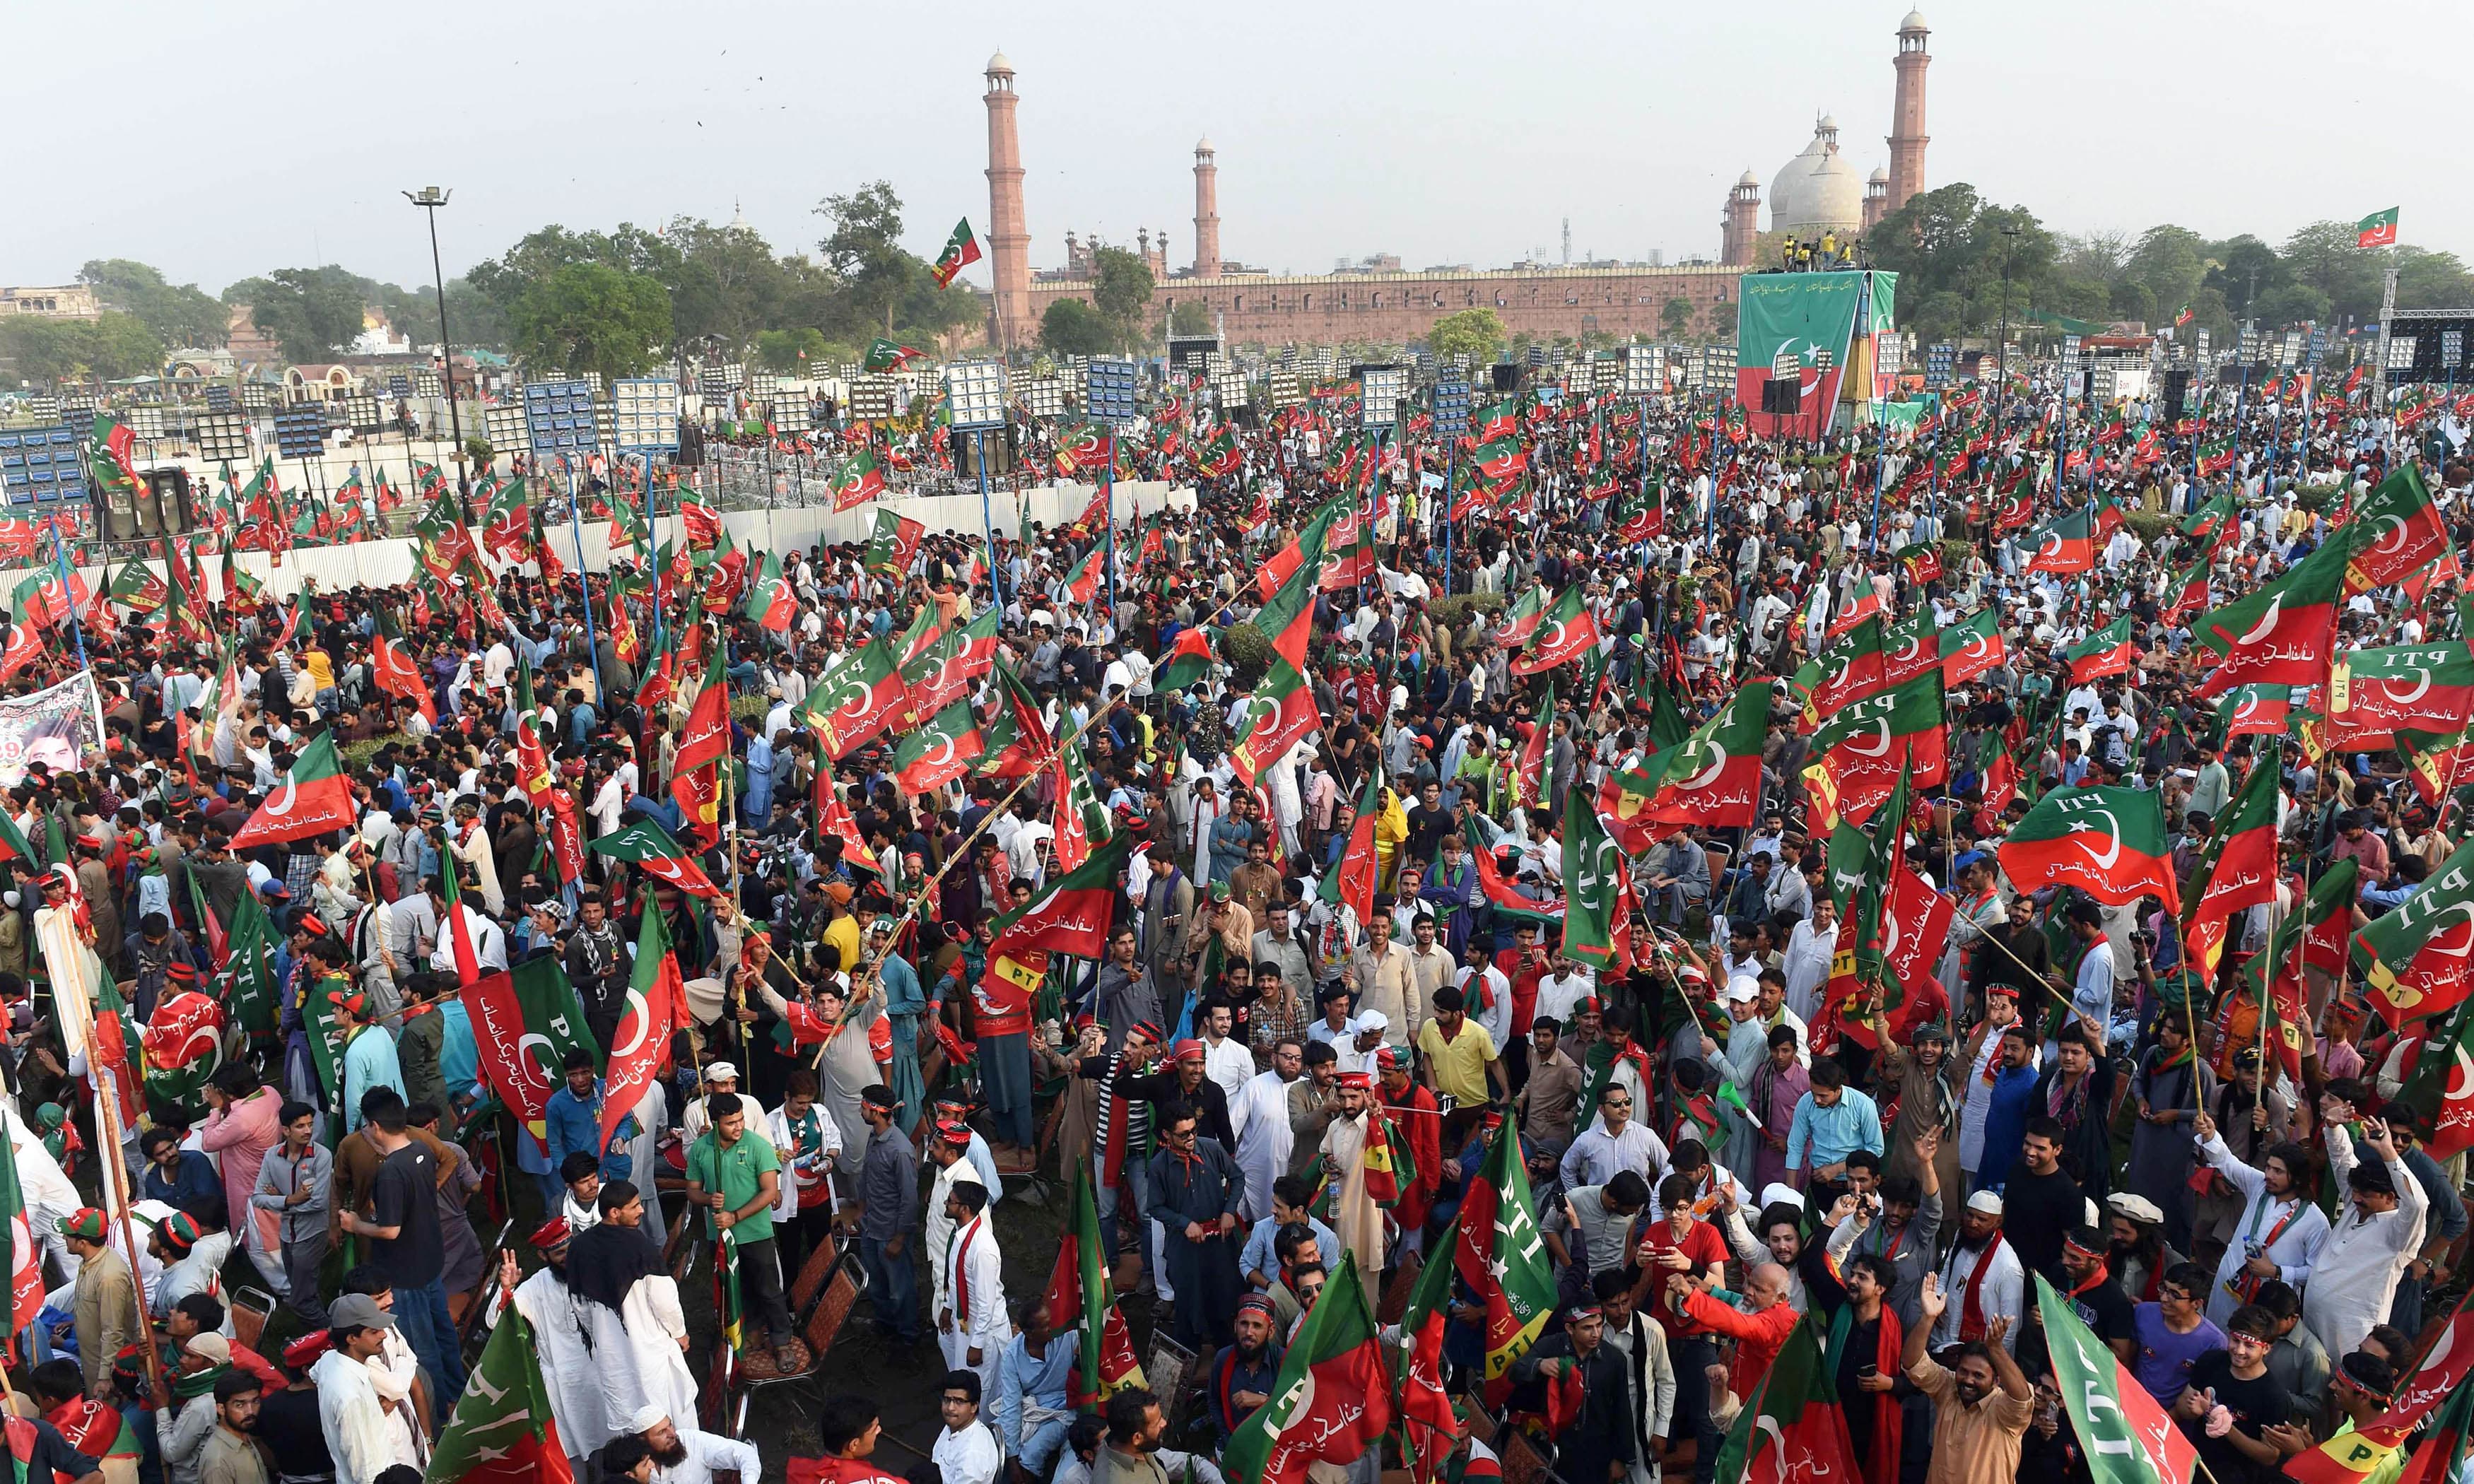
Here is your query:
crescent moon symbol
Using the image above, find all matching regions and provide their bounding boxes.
[1679,742,1728,792]
[264,775,299,818]
[2386,669,2433,706]
[1844,719,1892,758]
[2074,811,2125,871]
[614,990,652,1059]
[515,1032,561,1089]
[2234,593,2285,647]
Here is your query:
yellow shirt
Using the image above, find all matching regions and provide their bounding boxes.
[1414,1018,1497,1106]
[823,914,862,980]
[303,650,336,690]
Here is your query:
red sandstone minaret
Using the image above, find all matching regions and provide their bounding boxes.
[1887,11,1930,213]
[1192,138,1221,279]
[1863,167,1889,231]
[1720,171,1761,267]
[983,51,1032,348]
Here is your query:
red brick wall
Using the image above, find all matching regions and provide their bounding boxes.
[1008,266,1740,348]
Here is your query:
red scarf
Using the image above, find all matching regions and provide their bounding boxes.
[1957,1232,2006,1343]
[1864,1305,1905,1484]
[950,1215,985,1331]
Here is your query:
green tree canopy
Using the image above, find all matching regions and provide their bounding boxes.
[1429,307,1507,366]
[78,260,226,348]
[0,312,163,384]
[1090,247,1154,351]
[510,263,673,383]
[1040,298,1115,357]
[224,266,365,363]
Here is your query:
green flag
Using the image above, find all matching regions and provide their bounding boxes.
[1559,784,1622,968]
[1711,1317,1858,1484]
[2034,1273,2198,1484]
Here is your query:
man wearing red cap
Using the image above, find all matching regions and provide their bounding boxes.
[498,1218,611,1465]
[1317,1073,1385,1302]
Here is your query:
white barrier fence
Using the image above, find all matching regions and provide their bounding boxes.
[25,481,1194,602]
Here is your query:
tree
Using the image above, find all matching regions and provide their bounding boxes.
[1660,298,1695,338]
[664,216,797,355]
[1429,307,1507,366]
[510,263,673,383]
[0,312,163,384]
[2124,225,2208,322]
[753,327,828,370]
[1168,300,1214,337]
[227,267,364,363]
[1707,300,1737,340]
[78,259,226,348]
[2203,235,2283,318]
[2396,247,2474,312]
[1040,298,1115,357]
[1090,247,1154,351]
[2251,283,2331,329]
[816,181,913,336]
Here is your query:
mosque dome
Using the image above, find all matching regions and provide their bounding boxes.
[986,50,1014,75]
[1900,9,1930,33]
[1737,169,1759,187]
[1769,116,1867,237]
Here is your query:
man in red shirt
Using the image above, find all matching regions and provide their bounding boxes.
[1377,1049,1442,1251]
[1629,1172,1731,1484]
[1492,920,1551,1090]
[792,1396,908,1484]
[1677,1257,1800,1406]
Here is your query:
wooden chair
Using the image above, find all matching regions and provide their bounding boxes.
[228,1288,274,1355]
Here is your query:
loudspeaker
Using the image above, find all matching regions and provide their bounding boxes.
[675,420,705,468]
[2162,368,2192,425]
[950,426,1019,480]
[1231,404,1262,430]
[1761,376,1804,415]
[102,466,197,541]
[1491,364,1524,393]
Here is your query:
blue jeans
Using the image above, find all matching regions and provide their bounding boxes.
[860,1235,918,1342]
[979,1031,1033,1147]
[391,1276,467,1409]
[1096,1163,1151,1281]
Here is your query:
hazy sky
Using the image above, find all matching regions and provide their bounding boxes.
[6,0,2457,298]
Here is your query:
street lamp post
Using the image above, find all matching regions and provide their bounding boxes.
[404,187,466,500]
[1997,224,2022,411]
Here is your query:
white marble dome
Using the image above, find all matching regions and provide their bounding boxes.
[1769,116,1868,237]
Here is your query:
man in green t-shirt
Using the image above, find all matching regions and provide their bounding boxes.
[686,1091,795,1362]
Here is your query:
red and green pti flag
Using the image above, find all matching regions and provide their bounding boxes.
[801,636,910,760]
[588,818,721,900]
[2403,998,2474,1160]
[1997,784,2180,910]
[1895,539,1943,586]
[88,412,146,502]
[2328,643,2474,749]
[228,733,356,849]
[1710,1315,1860,1484]
[1255,545,1321,673]
[743,551,797,632]
[1559,786,1624,969]
[2356,834,2474,1024]
[1224,1249,1392,1484]
[830,447,889,512]
[1638,679,1768,829]
[1061,545,1104,608]
[901,613,984,717]
[2067,616,2139,684]
[862,336,926,373]
[1491,584,1549,651]
[1317,508,1378,593]
[1878,610,1941,688]
[426,1295,575,1484]
[2344,465,2454,595]
[1318,762,1385,925]
[1195,423,1242,477]
[1510,586,1600,676]
[989,836,1133,960]
[1395,1216,1461,1484]
[599,897,681,1151]
[2182,758,2282,982]
[0,1137,47,1341]
[2034,1273,2196,1484]
[1155,625,1215,692]
[1230,657,1318,789]
[1450,1122,1557,1386]
[2024,505,2097,575]
[669,647,730,845]
[1803,615,1889,724]
[1938,608,2005,685]
[978,661,1057,781]
[1254,500,1343,601]
[892,700,984,794]
[1812,669,1946,827]
[107,558,167,615]
[2216,683,2293,741]
[1045,1157,1146,1408]
[930,218,984,288]
[2358,206,2401,249]
[2405,725,2474,808]
[2193,538,2347,698]
[864,503,922,575]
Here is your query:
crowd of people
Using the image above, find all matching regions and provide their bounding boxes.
[0,351,2464,1484]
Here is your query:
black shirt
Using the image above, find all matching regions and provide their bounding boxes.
[368,1140,445,1288]
[2183,1350,2290,1484]
[2001,1165,2085,1277]
[258,1386,336,1480]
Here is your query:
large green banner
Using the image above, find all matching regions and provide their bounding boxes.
[1735,269,1896,439]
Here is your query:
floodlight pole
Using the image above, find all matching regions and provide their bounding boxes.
[566,467,606,702]
[404,188,466,501]
[1103,425,1120,623]
[1441,441,1457,599]
[975,430,1003,609]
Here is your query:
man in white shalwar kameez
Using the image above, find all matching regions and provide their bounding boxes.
[925,1123,985,1346]
[625,1404,761,1484]
[498,1219,611,1466]
[2304,1113,2428,1361]
[1318,1072,1385,1305]
[1231,1051,1302,1223]
[566,1182,698,1436]
[315,1296,423,1484]
[938,1184,1010,1395]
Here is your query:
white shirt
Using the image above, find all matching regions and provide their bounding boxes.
[1535,970,1597,1028]
[428,902,507,973]
[1202,1035,1254,1103]
[932,1421,1003,1484]
[2196,1132,2332,1329]
[648,1426,762,1484]
[1930,1234,2024,1355]
[2303,1126,2428,1360]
